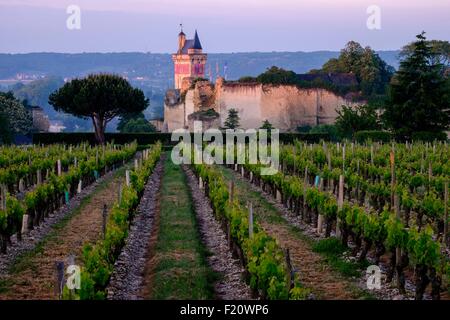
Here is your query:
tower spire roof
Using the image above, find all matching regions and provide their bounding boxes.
[193,30,202,50]
[179,23,185,36]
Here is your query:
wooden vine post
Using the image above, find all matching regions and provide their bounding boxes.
[248,202,254,238]
[284,248,295,290]
[444,181,448,247]
[316,176,324,235]
[0,184,6,211]
[37,169,42,185]
[370,145,374,165]
[428,162,433,192]
[342,144,346,172]
[336,175,344,238]
[55,261,65,300]
[57,159,62,176]
[21,214,29,235]
[199,176,203,190]
[327,150,332,191]
[390,148,395,209]
[125,170,130,187]
[303,166,308,218]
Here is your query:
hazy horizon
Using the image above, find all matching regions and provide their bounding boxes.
[1,0,449,54]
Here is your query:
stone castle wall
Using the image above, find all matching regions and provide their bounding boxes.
[163,79,359,132]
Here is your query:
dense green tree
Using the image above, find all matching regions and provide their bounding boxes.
[335,105,380,139]
[49,74,148,144]
[117,112,145,132]
[312,41,394,97]
[260,119,274,130]
[256,66,298,85]
[400,39,450,69]
[383,32,450,139]
[122,118,156,133]
[118,113,156,133]
[223,108,240,129]
[0,92,32,136]
[0,112,12,144]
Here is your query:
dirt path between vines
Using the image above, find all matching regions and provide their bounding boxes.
[219,167,364,300]
[0,167,128,300]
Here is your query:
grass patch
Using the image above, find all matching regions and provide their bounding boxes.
[0,279,13,294]
[312,238,369,279]
[312,237,347,256]
[150,156,218,299]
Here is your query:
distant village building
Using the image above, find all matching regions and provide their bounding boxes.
[163,28,360,132]
[49,120,66,133]
[31,106,50,132]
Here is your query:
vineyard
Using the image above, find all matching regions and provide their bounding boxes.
[0,140,448,301]
[230,141,449,300]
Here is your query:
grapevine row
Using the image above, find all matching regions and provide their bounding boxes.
[73,142,162,299]
[231,140,448,300]
[0,142,138,254]
[192,162,311,300]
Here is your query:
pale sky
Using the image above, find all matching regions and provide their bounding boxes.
[0,0,449,53]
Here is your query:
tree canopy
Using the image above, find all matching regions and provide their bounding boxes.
[223,108,240,129]
[383,32,450,139]
[311,41,395,98]
[335,104,380,139]
[0,91,32,137]
[400,39,450,69]
[260,119,274,130]
[118,112,156,133]
[49,74,148,144]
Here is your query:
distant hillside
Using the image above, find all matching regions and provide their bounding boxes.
[0,51,400,82]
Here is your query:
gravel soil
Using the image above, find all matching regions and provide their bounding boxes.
[107,156,165,300]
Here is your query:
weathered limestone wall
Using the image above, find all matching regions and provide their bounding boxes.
[216,83,263,129]
[216,83,357,131]
[164,100,185,132]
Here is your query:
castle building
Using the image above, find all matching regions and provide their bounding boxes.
[172,28,207,90]
[163,28,360,132]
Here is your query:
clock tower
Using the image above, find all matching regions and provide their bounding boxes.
[172,27,207,90]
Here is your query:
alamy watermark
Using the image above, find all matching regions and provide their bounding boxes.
[171,121,279,175]
[366,5,381,30]
[66,5,81,30]
[66,264,81,290]
[366,265,382,290]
